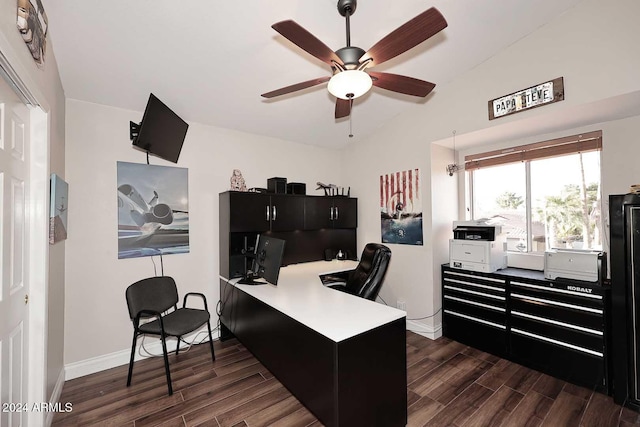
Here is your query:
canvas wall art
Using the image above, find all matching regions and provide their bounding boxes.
[49,173,68,244]
[380,168,423,245]
[117,161,189,259]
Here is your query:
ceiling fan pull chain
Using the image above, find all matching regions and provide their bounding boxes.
[349,99,354,138]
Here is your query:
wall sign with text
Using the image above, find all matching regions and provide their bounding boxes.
[488,77,564,120]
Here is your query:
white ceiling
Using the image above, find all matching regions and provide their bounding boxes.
[44,0,587,149]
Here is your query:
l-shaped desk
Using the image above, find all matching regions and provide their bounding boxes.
[219,260,407,427]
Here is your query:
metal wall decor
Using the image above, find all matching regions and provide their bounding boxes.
[17,0,48,66]
[489,77,564,120]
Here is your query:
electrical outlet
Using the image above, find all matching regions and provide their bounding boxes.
[397,300,406,311]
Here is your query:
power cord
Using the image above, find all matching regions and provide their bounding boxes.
[137,323,219,359]
[149,254,164,276]
[151,256,158,276]
[408,308,442,321]
[375,295,442,321]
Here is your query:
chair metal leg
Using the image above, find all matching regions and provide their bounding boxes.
[175,336,181,355]
[126,332,138,387]
[160,334,173,395]
[206,320,216,362]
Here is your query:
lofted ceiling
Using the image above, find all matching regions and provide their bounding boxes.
[44,0,586,149]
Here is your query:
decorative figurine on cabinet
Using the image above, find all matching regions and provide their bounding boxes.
[230,169,247,191]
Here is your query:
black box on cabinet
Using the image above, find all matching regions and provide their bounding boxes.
[287,182,306,195]
[267,177,287,194]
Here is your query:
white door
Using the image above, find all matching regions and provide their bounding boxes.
[0,70,31,427]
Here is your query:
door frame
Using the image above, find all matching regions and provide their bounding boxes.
[0,36,50,427]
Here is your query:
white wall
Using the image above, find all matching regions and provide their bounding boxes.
[63,99,344,367]
[343,0,640,333]
[0,0,67,401]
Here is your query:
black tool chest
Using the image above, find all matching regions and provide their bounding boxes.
[442,265,609,392]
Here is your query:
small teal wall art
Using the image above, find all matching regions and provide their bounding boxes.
[49,173,68,244]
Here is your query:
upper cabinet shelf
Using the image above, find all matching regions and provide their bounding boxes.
[220,191,357,233]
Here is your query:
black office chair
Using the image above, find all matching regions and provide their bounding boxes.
[328,243,391,301]
[125,276,215,395]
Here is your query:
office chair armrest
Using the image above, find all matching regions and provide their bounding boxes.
[133,309,166,332]
[183,292,209,312]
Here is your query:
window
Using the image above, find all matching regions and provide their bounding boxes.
[466,131,602,253]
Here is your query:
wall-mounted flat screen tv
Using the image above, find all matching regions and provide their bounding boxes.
[132,93,189,163]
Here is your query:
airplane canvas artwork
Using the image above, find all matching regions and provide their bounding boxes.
[380,168,423,245]
[49,173,68,244]
[117,161,189,259]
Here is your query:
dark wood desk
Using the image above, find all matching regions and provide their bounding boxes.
[220,261,407,427]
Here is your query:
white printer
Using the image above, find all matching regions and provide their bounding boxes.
[449,220,507,273]
[544,249,605,282]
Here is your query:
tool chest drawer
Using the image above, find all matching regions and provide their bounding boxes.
[442,268,507,357]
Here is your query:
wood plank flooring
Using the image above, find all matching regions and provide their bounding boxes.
[53,332,640,426]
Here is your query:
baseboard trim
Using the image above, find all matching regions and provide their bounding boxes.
[65,320,439,380]
[45,368,66,426]
[406,319,442,340]
[65,329,219,381]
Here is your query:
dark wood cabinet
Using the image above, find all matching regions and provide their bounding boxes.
[304,197,357,230]
[228,192,270,232]
[220,191,358,279]
[442,265,609,393]
[227,191,304,232]
[270,194,305,231]
[332,197,357,228]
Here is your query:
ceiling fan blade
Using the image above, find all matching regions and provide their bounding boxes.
[272,20,342,66]
[369,72,435,97]
[360,7,447,67]
[261,76,331,98]
[335,98,351,119]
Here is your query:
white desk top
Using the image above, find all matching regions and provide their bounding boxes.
[221,260,406,342]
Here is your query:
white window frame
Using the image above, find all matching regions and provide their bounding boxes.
[465,131,603,266]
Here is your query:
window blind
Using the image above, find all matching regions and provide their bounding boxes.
[464,130,602,171]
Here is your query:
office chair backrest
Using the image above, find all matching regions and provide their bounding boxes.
[125,276,179,320]
[346,243,392,301]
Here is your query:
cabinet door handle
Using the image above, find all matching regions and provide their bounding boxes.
[335,207,339,220]
[330,207,334,220]
[272,206,277,221]
[266,205,270,221]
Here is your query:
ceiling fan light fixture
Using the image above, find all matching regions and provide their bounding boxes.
[327,70,372,100]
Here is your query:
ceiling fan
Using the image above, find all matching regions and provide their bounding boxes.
[261,0,448,119]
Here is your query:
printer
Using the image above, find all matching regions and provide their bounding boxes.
[544,248,606,283]
[449,220,507,273]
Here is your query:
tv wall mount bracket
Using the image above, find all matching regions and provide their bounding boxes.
[129,121,141,141]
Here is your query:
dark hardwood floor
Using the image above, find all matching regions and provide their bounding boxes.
[53,332,640,426]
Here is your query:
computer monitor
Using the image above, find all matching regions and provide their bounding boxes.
[239,235,285,285]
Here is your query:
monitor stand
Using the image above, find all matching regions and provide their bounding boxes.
[237,273,267,286]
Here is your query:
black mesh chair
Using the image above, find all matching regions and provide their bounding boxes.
[328,243,391,301]
[125,276,215,395]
